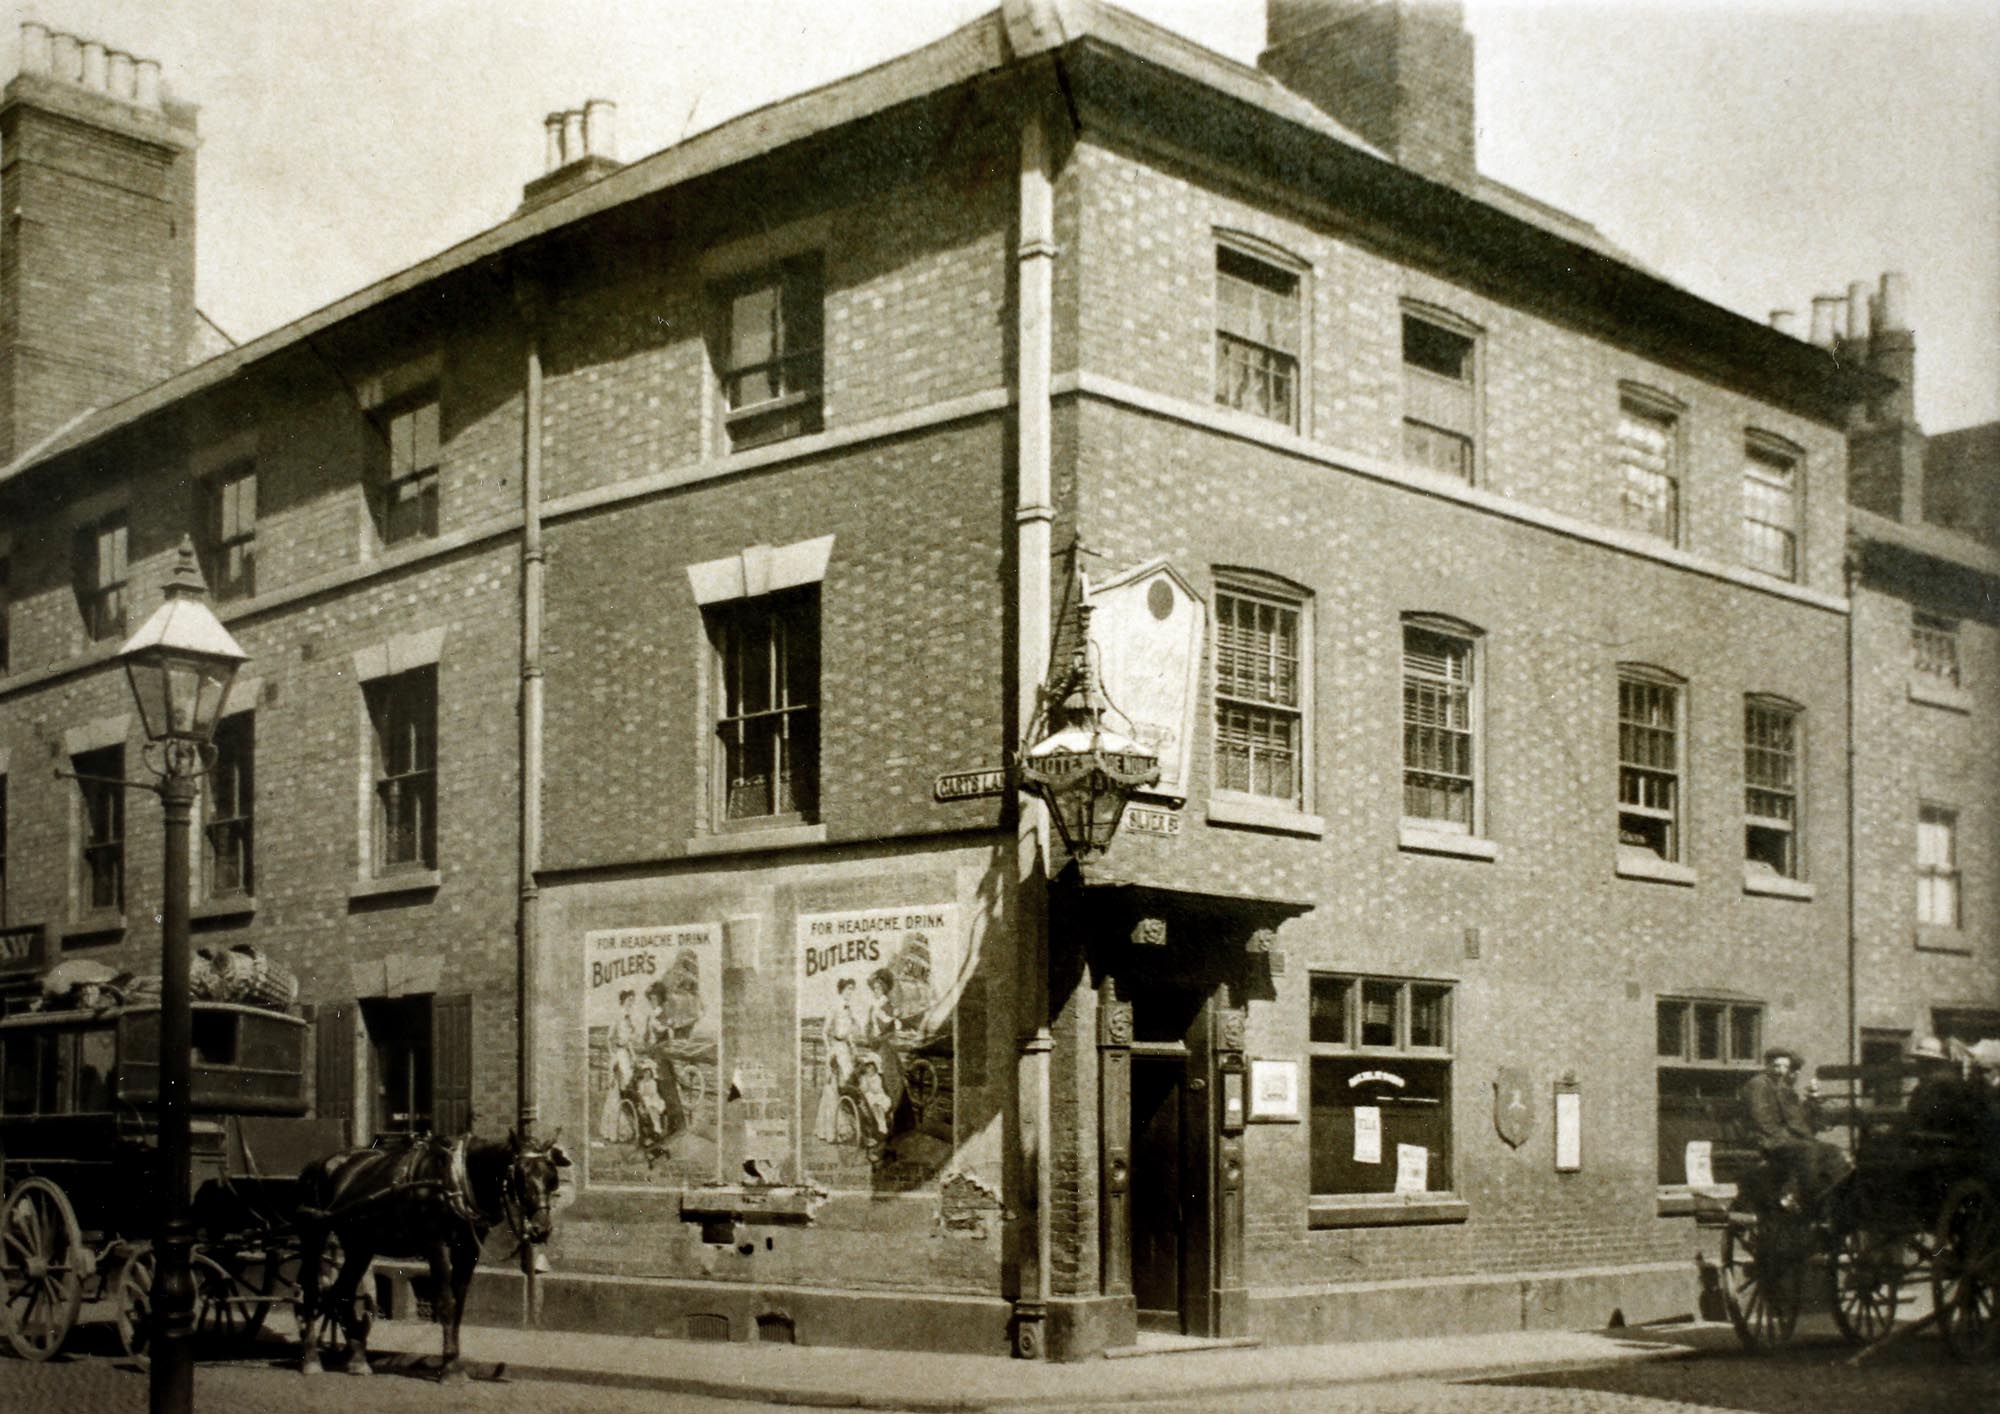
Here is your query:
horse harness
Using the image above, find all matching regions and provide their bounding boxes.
[301,1136,490,1239]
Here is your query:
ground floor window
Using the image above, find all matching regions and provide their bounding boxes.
[1309,974,1453,1196]
[1656,996,1762,1184]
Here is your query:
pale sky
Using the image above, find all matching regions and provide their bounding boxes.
[14,0,1999,432]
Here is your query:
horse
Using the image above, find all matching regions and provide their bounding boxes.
[293,1129,570,1379]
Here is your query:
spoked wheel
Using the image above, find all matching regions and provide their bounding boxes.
[835,1095,860,1146]
[111,1246,156,1362]
[1720,1210,1812,1351]
[192,1248,272,1347]
[0,1177,86,1361]
[1932,1178,2000,1361]
[303,1234,374,1370]
[1830,1224,1908,1346]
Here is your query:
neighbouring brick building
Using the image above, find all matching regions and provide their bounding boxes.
[0,0,1966,1362]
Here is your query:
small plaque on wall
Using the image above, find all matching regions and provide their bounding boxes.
[1248,1058,1300,1122]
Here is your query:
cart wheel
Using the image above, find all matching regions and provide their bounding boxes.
[1830,1225,1905,1345]
[905,1059,938,1123]
[1932,1178,2000,1361]
[112,1246,156,1362]
[306,1234,374,1365]
[192,1249,267,1346]
[1720,1211,1810,1352]
[835,1095,860,1146]
[0,1176,86,1361]
[616,1097,638,1145]
[678,1063,705,1113]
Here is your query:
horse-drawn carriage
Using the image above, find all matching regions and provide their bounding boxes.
[1699,1052,2000,1360]
[0,993,569,1376]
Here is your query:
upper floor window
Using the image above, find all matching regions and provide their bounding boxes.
[1618,670,1683,864]
[205,712,254,898]
[74,513,128,643]
[1213,578,1307,809]
[1911,613,1961,686]
[718,257,824,451]
[1310,973,1454,1198]
[375,391,440,545]
[1214,244,1301,428]
[709,587,821,824]
[1918,802,1960,929]
[366,667,437,873]
[1741,435,1800,580]
[1616,388,1680,543]
[202,460,257,600]
[1744,698,1801,879]
[74,745,124,914]
[1402,618,1480,834]
[1402,310,1478,482]
[1656,997,1763,1185]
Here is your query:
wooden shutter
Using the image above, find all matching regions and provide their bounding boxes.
[314,1001,356,1144]
[431,992,474,1137]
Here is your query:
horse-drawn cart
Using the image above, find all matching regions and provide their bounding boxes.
[0,999,345,1360]
[1697,1055,2000,1360]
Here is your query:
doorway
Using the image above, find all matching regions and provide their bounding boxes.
[1130,1050,1196,1332]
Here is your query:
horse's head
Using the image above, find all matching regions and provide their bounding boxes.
[501,1130,572,1244]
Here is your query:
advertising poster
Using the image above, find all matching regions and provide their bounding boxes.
[798,904,967,1187]
[583,924,721,1188]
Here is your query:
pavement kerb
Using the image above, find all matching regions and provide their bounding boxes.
[359,1320,1697,1411]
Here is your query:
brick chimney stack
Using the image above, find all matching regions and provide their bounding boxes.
[1840,270,1926,524]
[1,22,199,463]
[1259,0,1478,190]
[518,99,622,215]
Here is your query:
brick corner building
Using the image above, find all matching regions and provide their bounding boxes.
[0,0,1981,1360]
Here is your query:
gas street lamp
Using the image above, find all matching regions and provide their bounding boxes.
[117,539,248,1414]
[1016,603,1159,864]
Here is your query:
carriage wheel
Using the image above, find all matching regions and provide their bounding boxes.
[678,1062,705,1114]
[112,1246,156,1362]
[1719,1211,1811,1352]
[904,1059,938,1123]
[835,1095,860,1146]
[1932,1179,2000,1361]
[1829,1225,1906,1346]
[192,1249,269,1346]
[304,1233,374,1366]
[0,1177,86,1361]
[616,1097,638,1145]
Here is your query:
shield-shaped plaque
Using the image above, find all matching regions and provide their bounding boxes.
[1494,1067,1534,1149]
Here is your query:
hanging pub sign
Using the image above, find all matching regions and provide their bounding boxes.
[582,924,722,1190]
[1085,559,1205,800]
[0,924,46,973]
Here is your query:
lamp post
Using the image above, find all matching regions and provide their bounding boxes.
[117,540,248,1414]
[1016,603,1160,865]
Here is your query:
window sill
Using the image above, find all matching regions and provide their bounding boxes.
[1657,1184,1737,1218]
[1742,871,1814,901]
[192,895,258,923]
[1206,795,1324,837]
[1907,676,1972,714]
[348,869,442,902]
[1399,826,1498,861]
[685,822,828,857]
[61,913,127,944]
[1308,1194,1469,1229]
[1915,925,1971,955]
[1615,852,1696,887]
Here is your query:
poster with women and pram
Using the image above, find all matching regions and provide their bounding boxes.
[584,924,720,1186]
[799,905,968,1186]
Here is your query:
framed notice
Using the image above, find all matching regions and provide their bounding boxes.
[1248,1058,1300,1122]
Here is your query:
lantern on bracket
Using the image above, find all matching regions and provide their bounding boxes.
[1016,602,1160,863]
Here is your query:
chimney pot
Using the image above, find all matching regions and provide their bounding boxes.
[1809,295,1842,349]
[1877,271,1911,334]
[50,32,81,82]
[80,40,108,91]
[1769,310,1799,337]
[545,113,566,173]
[107,51,136,102]
[561,109,585,166]
[134,57,161,107]
[19,22,52,74]
[584,99,618,161]
[1846,280,1870,346]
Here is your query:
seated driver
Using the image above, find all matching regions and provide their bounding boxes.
[1740,1046,1851,1213]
